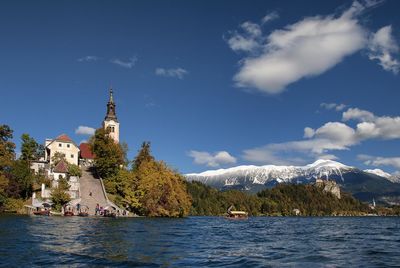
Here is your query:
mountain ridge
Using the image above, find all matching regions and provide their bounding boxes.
[185,159,400,204]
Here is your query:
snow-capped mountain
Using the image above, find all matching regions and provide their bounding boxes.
[186,159,354,188]
[186,159,400,203]
[364,169,400,183]
[364,169,391,179]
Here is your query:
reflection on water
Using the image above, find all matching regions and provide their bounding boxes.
[0,215,400,267]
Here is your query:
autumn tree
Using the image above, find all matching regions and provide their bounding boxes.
[91,128,124,179]
[134,143,192,217]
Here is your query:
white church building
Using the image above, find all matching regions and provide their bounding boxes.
[30,88,120,209]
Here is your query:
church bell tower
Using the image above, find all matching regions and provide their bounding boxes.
[102,88,120,143]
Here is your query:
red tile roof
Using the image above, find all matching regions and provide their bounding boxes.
[56,134,73,142]
[54,160,68,173]
[79,143,95,159]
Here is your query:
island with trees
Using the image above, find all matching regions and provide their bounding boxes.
[1,123,399,217]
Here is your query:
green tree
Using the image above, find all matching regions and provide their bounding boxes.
[68,164,82,177]
[51,152,66,166]
[51,177,71,211]
[0,125,15,172]
[0,125,15,209]
[11,160,34,199]
[107,169,142,213]
[91,128,124,179]
[20,134,41,162]
[132,141,154,170]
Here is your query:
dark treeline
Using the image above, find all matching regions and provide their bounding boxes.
[186,181,400,216]
[186,181,261,216]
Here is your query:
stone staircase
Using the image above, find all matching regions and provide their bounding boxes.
[79,167,109,215]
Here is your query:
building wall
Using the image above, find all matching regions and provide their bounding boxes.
[103,119,120,143]
[30,161,47,174]
[47,141,80,165]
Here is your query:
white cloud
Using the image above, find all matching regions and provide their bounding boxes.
[358,154,400,170]
[368,25,400,74]
[261,11,279,24]
[227,34,260,52]
[77,56,100,62]
[304,127,315,138]
[111,57,137,68]
[342,107,375,121]
[243,106,400,165]
[226,21,263,53]
[318,154,339,161]
[75,126,96,136]
[242,146,306,166]
[241,21,262,37]
[320,102,347,111]
[243,122,357,165]
[155,67,188,79]
[188,150,237,167]
[227,1,395,94]
[342,108,400,140]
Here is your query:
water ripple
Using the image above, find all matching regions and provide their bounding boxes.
[0,215,400,267]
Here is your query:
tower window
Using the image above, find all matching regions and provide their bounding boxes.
[67,144,70,148]
[59,143,62,147]
[71,154,74,158]
[110,126,115,132]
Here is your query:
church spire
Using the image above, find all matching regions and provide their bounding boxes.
[105,87,118,121]
[109,87,114,103]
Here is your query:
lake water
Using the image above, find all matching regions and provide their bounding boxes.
[0,215,399,267]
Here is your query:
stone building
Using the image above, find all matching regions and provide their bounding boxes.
[45,134,80,166]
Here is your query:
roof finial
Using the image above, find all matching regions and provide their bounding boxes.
[109,87,114,103]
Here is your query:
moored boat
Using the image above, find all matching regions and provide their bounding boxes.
[226,210,248,219]
[33,210,50,216]
[226,205,248,219]
[78,205,89,217]
[64,211,74,216]
[50,211,63,216]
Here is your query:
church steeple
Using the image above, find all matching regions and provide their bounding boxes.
[105,88,118,122]
[102,87,120,143]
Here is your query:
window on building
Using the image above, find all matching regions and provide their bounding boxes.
[67,144,70,148]
[110,126,115,132]
[59,143,62,147]
[71,154,74,158]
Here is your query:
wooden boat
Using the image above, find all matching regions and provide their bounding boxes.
[33,210,50,216]
[78,205,89,217]
[103,209,117,218]
[50,211,63,216]
[226,210,248,219]
[226,205,248,219]
[64,211,74,216]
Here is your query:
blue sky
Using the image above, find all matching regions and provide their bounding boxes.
[1,0,400,174]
